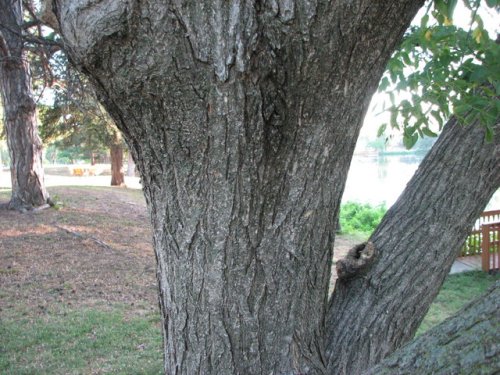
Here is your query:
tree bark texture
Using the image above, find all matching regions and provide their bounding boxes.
[110,132,124,186]
[52,1,500,374]
[48,1,424,373]
[365,281,500,375]
[0,0,50,210]
[326,116,500,374]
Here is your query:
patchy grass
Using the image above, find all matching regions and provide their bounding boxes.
[0,306,162,374]
[1,185,161,374]
[418,271,499,335]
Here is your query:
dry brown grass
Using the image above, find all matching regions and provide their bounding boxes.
[0,186,157,320]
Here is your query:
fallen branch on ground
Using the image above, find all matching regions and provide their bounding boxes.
[54,224,114,251]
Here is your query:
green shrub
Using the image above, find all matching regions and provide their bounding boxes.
[339,201,387,235]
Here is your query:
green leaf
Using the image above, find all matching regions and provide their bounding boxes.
[469,66,488,83]
[377,123,387,138]
[401,52,412,66]
[485,125,494,142]
[379,77,390,91]
[403,133,419,149]
[454,103,471,117]
[420,14,430,28]
[390,108,399,129]
[485,0,499,7]
[434,0,447,17]
[422,127,438,137]
[389,91,395,105]
[431,110,444,128]
[446,0,458,20]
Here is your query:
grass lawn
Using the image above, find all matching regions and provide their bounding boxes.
[1,186,498,373]
[417,270,499,335]
[1,272,496,374]
[0,307,162,374]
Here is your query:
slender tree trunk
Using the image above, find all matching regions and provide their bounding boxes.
[110,133,124,186]
[365,281,500,374]
[326,116,500,374]
[0,0,50,210]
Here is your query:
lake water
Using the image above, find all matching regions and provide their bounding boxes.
[342,153,500,210]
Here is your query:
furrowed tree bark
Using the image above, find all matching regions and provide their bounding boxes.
[365,281,500,374]
[0,0,50,210]
[326,116,500,374]
[47,1,424,373]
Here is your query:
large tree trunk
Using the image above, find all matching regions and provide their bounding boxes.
[0,0,50,210]
[43,1,500,374]
[110,132,124,186]
[365,281,500,374]
[48,2,423,373]
[326,115,500,374]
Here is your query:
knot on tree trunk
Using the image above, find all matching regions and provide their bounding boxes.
[336,241,377,280]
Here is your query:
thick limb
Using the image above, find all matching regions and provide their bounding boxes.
[326,117,500,374]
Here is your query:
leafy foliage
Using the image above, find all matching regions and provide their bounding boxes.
[378,0,500,148]
[339,202,387,235]
[38,57,122,163]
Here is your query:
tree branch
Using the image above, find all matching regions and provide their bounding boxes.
[364,281,500,374]
[326,115,500,374]
[0,33,9,58]
[44,0,133,63]
[22,20,42,29]
[0,23,63,51]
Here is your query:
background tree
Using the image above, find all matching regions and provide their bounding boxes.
[42,0,499,374]
[0,106,5,167]
[39,64,126,185]
[0,0,51,210]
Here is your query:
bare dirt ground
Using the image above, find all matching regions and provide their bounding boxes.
[0,181,358,320]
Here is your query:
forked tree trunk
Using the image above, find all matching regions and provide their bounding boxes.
[44,1,499,374]
[0,0,50,210]
[110,133,124,186]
